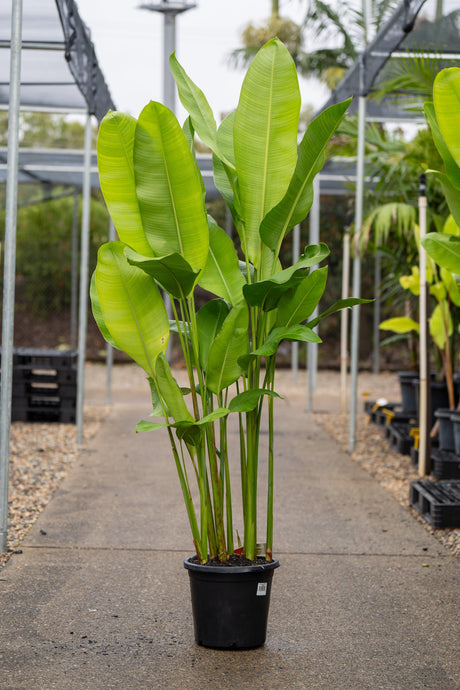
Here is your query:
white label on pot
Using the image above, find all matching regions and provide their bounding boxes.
[257,582,267,596]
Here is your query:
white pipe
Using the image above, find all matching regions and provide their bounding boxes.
[418,188,428,476]
[76,114,93,445]
[373,251,381,374]
[0,0,23,553]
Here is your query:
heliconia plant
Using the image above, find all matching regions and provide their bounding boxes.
[91,39,366,564]
[422,67,460,273]
[380,243,460,409]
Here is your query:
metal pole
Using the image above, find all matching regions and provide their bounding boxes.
[418,173,430,475]
[163,11,176,112]
[70,187,79,350]
[0,0,23,553]
[291,223,300,381]
[76,113,93,445]
[373,250,381,373]
[307,177,320,412]
[340,227,351,413]
[349,93,366,452]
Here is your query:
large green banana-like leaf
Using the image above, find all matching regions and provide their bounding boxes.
[90,272,120,350]
[379,317,420,334]
[212,113,238,210]
[196,299,230,371]
[233,39,300,267]
[260,99,351,257]
[182,117,207,201]
[169,53,219,157]
[276,266,328,327]
[441,267,460,306]
[243,244,330,310]
[430,301,452,350]
[228,389,281,413]
[422,232,460,274]
[97,111,153,256]
[199,217,245,305]
[306,297,372,329]
[206,303,249,394]
[431,171,460,227]
[134,101,209,271]
[154,353,194,423]
[252,324,321,357]
[124,247,199,299]
[433,68,460,170]
[93,242,169,376]
[424,102,460,189]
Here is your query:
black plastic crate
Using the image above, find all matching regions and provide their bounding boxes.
[12,381,76,400]
[11,348,77,370]
[1,348,78,424]
[365,400,400,425]
[11,405,76,424]
[13,367,77,385]
[430,449,460,480]
[409,480,460,529]
[388,423,416,455]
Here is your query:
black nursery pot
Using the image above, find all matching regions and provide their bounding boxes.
[184,556,280,649]
[434,408,455,452]
[450,412,460,456]
[396,371,418,414]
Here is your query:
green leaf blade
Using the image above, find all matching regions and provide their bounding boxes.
[97,110,153,256]
[134,101,209,272]
[233,39,301,266]
[206,304,249,394]
[260,98,352,254]
[92,241,169,376]
[276,266,328,327]
[199,218,246,305]
[124,247,199,298]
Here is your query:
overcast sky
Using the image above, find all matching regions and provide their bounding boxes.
[75,0,330,123]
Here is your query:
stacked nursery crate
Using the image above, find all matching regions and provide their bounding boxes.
[6,348,77,423]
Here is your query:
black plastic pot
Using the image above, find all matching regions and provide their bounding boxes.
[450,412,460,456]
[413,379,450,425]
[184,556,280,649]
[396,371,418,414]
[434,408,456,452]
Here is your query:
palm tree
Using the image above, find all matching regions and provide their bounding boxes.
[299,0,399,89]
[228,1,304,72]
[230,1,399,90]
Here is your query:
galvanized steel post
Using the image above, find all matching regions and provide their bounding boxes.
[76,113,93,446]
[0,0,23,553]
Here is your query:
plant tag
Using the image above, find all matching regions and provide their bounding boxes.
[256,582,267,597]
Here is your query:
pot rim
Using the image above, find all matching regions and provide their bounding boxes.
[184,556,280,574]
[434,407,456,419]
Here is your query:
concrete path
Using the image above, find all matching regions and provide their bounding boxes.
[0,367,458,689]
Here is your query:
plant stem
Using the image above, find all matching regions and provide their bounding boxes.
[266,356,276,561]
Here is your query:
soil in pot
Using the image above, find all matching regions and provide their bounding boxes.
[184,555,280,650]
